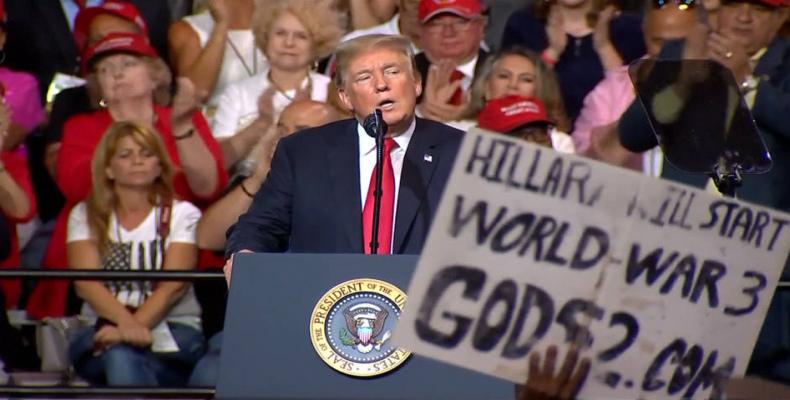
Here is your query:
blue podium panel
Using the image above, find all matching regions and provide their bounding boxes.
[216,253,513,400]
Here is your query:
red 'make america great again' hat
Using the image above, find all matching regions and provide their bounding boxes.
[418,0,483,23]
[73,1,148,51]
[478,96,553,133]
[81,32,158,72]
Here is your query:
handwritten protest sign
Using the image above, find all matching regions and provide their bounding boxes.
[393,128,790,399]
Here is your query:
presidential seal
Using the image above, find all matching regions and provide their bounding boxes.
[309,278,411,377]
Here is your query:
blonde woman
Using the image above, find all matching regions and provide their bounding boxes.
[67,122,204,386]
[211,0,345,169]
[467,47,575,153]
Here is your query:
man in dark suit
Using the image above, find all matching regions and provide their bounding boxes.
[414,0,489,122]
[223,34,463,283]
[618,0,790,383]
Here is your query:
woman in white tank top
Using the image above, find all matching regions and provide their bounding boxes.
[168,0,267,111]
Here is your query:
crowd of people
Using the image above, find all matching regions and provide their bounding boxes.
[0,0,788,396]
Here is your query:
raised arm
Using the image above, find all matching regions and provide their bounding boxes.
[170,78,226,200]
[167,0,230,100]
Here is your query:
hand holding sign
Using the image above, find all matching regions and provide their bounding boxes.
[393,128,790,400]
[517,345,590,400]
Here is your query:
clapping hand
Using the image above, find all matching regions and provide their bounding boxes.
[171,77,204,128]
[592,5,618,52]
[208,0,231,26]
[707,31,751,84]
[545,5,567,62]
[419,60,468,122]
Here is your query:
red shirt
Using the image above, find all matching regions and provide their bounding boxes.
[0,151,37,309]
[27,106,227,318]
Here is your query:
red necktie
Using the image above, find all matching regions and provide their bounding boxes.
[362,138,397,255]
[449,69,465,105]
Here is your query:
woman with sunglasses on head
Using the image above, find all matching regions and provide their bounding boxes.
[67,121,204,387]
[501,0,646,126]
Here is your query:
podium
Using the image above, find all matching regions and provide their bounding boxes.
[215,253,513,400]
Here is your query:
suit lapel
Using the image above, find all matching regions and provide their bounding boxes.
[472,49,490,78]
[394,119,439,252]
[325,120,364,253]
[754,39,786,78]
[38,2,78,73]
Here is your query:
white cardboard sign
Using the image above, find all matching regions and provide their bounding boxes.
[393,128,790,399]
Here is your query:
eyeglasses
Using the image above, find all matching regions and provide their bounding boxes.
[95,56,142,76]
[653,0,696,10]
[423,17,480,35]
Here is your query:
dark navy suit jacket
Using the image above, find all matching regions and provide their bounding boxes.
[225,117,463,256]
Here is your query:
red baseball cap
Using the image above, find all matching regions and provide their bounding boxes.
[74,1,148,51]
[478,96,552,133]
[82,32,158,72]
[751,0,789,6]
[418,0,482,23]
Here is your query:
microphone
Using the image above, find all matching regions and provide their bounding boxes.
[362,109,388,254]
[363,108,388,139]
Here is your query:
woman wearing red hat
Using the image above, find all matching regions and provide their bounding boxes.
[26,33,227,319]
[467,47,576,153]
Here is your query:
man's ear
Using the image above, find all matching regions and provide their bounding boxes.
[414,77,423,98]
[336,86,355,112]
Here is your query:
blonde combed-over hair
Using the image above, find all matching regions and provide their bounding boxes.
[333,34,419,89]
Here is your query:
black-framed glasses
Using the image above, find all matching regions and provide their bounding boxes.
[423,17,482,35]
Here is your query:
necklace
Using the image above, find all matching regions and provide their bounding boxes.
[269,72,313,101]
[227,36,258,78]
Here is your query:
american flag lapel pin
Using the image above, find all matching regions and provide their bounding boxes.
[423,154,433,163]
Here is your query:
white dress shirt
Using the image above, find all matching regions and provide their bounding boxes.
[357,118,416,250]
[456,54,479,93]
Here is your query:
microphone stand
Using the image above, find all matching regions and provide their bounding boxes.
[363,109,388,254]
[710,156,742,198]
